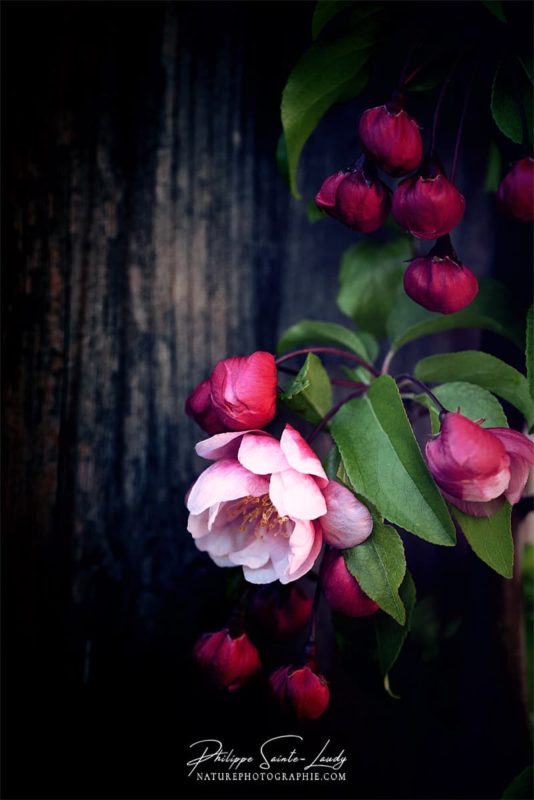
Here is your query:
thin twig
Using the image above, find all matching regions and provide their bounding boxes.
[395,374,448,416]
[307,387,368,444]
[276,346,379,376]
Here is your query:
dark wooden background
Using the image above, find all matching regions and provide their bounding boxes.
[2,2,533,799]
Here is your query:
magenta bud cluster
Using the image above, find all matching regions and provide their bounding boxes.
[314,91,485,315]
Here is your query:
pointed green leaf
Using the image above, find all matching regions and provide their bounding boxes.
[484,140,502,192]
[414,381,508,434]
[451,502,513,578]
[281,6,383,198]
[276,132,290,187]
[330,375,456,546]
[387,278,524,351]
[337,238,412,337]
[279,353,332,424]
[415,351,534,429]
[306,199,327,223]
[344,519,406,624]
[492,59,523,143]
[277,319,375,362]
[375,571,416,675]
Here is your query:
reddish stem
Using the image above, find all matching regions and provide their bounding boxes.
[307,386,368,444]
[277,364,365,389]
[276,347,378,376]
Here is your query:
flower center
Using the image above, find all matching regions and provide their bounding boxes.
[233,495,290,537]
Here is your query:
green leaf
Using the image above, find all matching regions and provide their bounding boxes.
[279,353,332,424]
[277,319,375,362]
[415,351,534,430]
[337,238,412,337]
[375,571,416,676]
[484,140,502,192]
[276,132,290,187]
[480,0,506,22]
[359,332,379,363]
[324,443,341,479]
[527,305,534,401]
[344,519,407,624]
[387,278,524,352]
[306,199,327,223]
[451,502,513,578]
[281,6,383,198]
[502,765,534,799]
[522,545,534,722]
[312,0,352,40]
[414,381,508,434]
[330,375,456,546]
[492,59,523,144]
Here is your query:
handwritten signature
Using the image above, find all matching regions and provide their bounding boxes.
[187,735,347,776]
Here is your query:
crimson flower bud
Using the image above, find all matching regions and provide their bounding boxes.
[315,156,390,233]
[392,157,465,239]
[269,664,330,720]
[403,235,478,314]
[185,379,227,435]
[210,351,277,431]
[193,628,261,691]
[426,412,534,517]
[186,351,278,434]
[320,549,379,617]
[358,98,423,176]
[497,157,534,222]
[249,584,312,638]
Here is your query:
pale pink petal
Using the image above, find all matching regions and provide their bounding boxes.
[488,428,534,463]
[280,523,323,584]
[280,425,328,487]
[187,510,210,539]
[208,502,222,530]
[321,480,373,548]
[195,430,268,461]
[504,453,530,505]
[229,537,271,569]
[243,561,278,584]
[269,468,327,520]
[187,459,269,515]
[195,527,249,558]
[238,434,289,474]
[287,519,317,575]
[212,555,235,567]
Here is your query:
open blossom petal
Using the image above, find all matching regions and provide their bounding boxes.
[243,561,279,584]
[238,434,289,474]
[229,537,272,569]
[196,430,258,461]
[321,480,373,548]
[269,469,327,520]
[280,425,328,487]
[186,424,370,583]
[187,459,269,515]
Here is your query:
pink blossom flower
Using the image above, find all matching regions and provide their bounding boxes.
[426,412,534,517]
[185,351,277,434]
[186,425,373,583]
